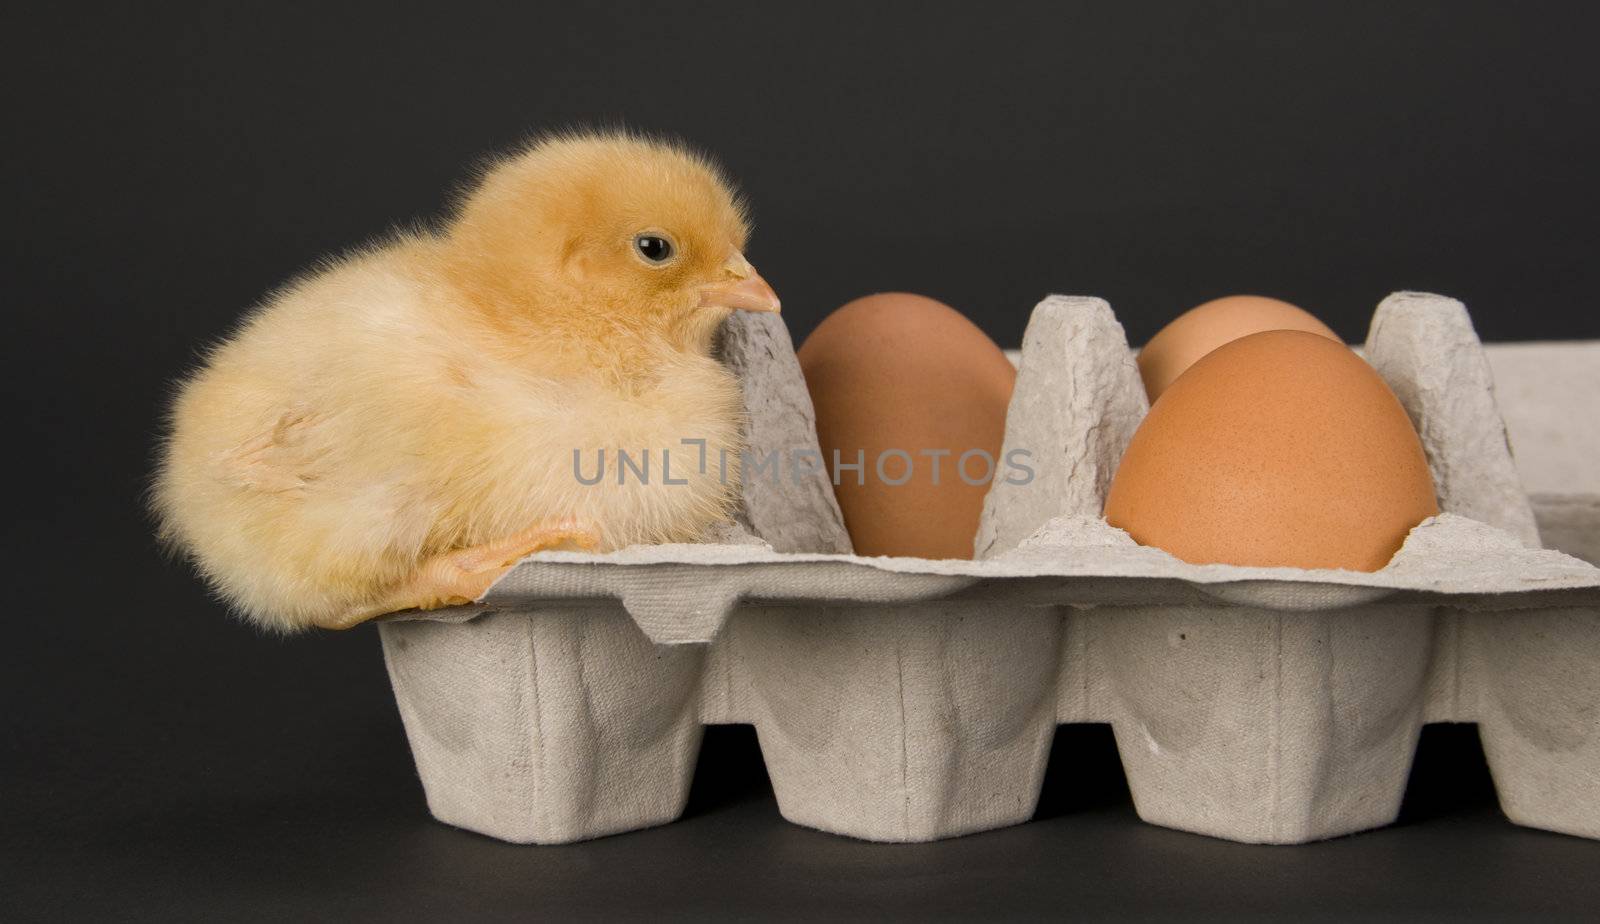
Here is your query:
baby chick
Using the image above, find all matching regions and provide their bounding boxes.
[154,132,780,632]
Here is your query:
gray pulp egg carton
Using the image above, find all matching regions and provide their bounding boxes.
[376,293,1600,846]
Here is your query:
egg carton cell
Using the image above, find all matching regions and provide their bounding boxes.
[377,295,1600,845]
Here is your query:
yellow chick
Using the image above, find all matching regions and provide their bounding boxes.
[154,132,780,632]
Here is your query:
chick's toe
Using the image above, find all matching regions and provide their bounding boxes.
[314,518,603,629]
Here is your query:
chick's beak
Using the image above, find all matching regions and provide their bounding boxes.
[698,252,781,313]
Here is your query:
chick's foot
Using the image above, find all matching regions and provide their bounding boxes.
[319,519,601,629]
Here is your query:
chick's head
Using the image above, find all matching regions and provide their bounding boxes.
[445,132,779,353]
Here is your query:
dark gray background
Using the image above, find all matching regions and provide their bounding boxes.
[4,2,1598,920]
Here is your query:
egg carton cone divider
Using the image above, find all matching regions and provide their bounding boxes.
[378,298,1600,845]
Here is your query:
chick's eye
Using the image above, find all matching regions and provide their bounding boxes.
[633,234,675,264]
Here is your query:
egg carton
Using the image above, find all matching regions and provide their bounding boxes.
[376,293,1600,845]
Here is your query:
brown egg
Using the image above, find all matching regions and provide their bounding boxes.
[1105,330,1438,571]
[797,293,1016,558]
[1138,295,1341,401]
